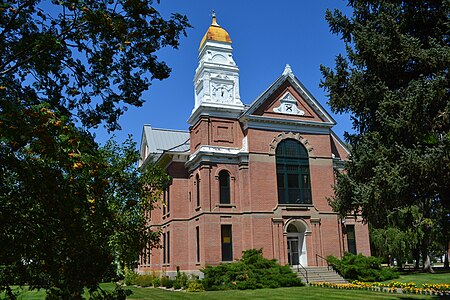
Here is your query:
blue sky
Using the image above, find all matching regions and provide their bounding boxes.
[94,1,354,146]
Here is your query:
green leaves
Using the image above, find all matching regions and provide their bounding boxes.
[327,253,399,282]
[201,249,303,290]
[1,1,185,298]
[1,0,190,131]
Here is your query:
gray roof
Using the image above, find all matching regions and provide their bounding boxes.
[143,125,190,156]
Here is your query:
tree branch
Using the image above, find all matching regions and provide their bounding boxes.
[0,0,35,40]
[0,20,86,76]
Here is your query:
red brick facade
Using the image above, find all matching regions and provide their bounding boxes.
[137,17,370,276]
[138,78,371,276]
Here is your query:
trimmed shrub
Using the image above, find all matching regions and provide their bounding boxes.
[176,272,189,289]
[152,277,160,287]
[160,276,175,288]
[123,267,138,286]
[327,252,399,282]
[173,281,182,289]
[134,274,153,287]
[201,249,303,291]
[187,281,205,292]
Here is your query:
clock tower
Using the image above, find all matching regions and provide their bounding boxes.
[188,13,245,125]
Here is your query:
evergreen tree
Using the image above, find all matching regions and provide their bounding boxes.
[321,0,450,271]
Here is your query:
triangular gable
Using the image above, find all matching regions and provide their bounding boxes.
[139,126,151,167]
[242,65,336,126]
[330,130,350,160]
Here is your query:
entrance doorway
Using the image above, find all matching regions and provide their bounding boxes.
[287,237,300,265]
[286,222,307,266]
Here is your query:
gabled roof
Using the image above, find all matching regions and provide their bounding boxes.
[140,125,190,165]
[241,65,336,126]
[330,129,350,158]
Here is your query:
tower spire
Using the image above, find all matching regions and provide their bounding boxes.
[189,14,244,125]
[211,10,218,25]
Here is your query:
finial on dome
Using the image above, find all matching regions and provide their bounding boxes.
[211,9,218,25]
[282,64,293,76]
[199,11,231,50]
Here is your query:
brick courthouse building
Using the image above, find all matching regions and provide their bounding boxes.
[138,15,370,275]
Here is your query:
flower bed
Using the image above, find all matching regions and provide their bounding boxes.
[309,281,450,296]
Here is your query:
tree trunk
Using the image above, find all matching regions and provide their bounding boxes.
[445,242,449,269]
[413,248,420,269]
[422,242,435,273]
[423,254,434,272]
[421,201,434,273]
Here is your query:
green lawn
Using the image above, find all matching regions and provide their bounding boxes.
[125,286,438,300]
[5,285,441,300]
[384,270,450,286]
[4,271,449,300]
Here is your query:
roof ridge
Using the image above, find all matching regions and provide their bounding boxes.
[150,127,189,133]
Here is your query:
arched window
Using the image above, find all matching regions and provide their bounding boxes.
[219,170,231,204]
[276,139,312,204]
[196,174,200,207]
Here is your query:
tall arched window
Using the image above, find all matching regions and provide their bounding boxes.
[219,170,231,204]
[196,174,200,207]
[276,139,312,204]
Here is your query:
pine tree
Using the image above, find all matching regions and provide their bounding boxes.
[321,0,450,271]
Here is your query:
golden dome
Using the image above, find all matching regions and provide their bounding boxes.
[199,14,232,50]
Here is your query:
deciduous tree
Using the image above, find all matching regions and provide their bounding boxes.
[0,0,187,298]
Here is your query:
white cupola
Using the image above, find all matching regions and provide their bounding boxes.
[188,13,245,125]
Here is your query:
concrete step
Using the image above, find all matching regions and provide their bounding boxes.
[292,266,347,284]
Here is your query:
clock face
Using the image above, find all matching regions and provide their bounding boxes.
[211,82,233,103]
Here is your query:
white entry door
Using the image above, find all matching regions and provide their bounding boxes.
[288,234,307,267]
[287,237,300,266]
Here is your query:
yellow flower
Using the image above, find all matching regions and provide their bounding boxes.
[72,162,83,169]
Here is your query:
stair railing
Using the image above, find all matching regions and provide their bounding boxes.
[296,263,308,284]
[315,254,332,270]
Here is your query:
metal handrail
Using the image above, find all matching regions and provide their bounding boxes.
[296,263,309,284]
[315,254,332,270]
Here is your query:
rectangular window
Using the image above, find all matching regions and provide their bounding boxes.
[163,190,166,215]
[167,186,170,214]
[167,231,170,264]
[221,225,233,261]
[287,173,300,204]
[196,176,200,207]
[277,173,285,203]
[196,226,200,263]
[144,247,147,265]
[141,245,150,266]
[162,232,166,264]
[162,186,170,215]
[346,225,357,255]
[219,171,231,204]
[301,174,311,203]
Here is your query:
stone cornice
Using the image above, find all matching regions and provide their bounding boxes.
[188,105,244,125]
[185,145,249,171]
[240,114,333,134]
